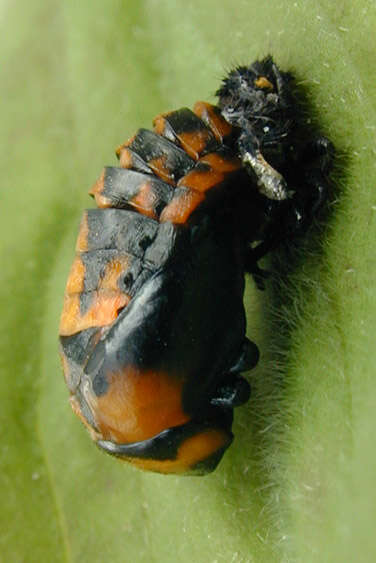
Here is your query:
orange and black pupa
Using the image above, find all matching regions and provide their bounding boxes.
[59,56,333,475]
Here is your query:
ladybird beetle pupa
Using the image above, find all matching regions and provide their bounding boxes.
[59,56,333,475]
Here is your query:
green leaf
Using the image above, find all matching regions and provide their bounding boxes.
[1,0,375,561]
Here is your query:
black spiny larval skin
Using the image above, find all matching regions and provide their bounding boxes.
[216,56,334,250]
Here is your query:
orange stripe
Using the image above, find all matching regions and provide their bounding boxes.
[159,189,204,224]
[120,429,230,474]
[199,152,241,172]
[130,182,159,219]
[177,129,212,160]
[193,101,232,141]
[148,155,176,185]
[177,168,224,193]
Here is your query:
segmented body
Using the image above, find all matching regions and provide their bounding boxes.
[59,57,333,475]
[60,102,260,474]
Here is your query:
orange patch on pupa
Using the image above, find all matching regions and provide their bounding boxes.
[177,129,212,160]
[118,148,134,170]
[148,155,175,185]
[159,189,204,224]
[178,167,224,193]
[60,254,131,335]
[59,291,130,336]
[75,212,89,252]
[89,169,112,208]
[193,101,233,141]
[199,152,241,173]
[98,256,130,291]
[152,114,168,136]
[153,113,213,160]
[130,182,158,219]
[65,255,85,294]
[94,367,190,444]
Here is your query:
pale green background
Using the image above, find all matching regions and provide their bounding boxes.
[1,1,376,561]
